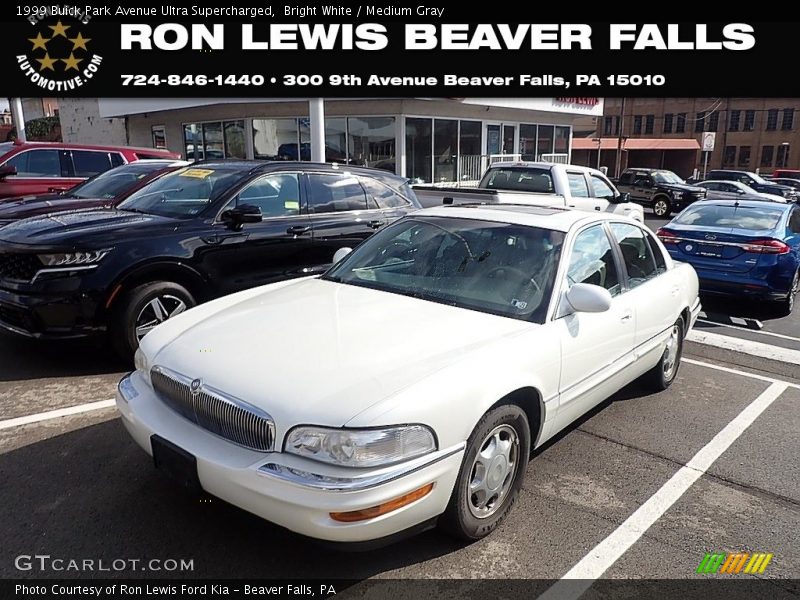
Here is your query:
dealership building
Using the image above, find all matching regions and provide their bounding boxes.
[55,97,603,184]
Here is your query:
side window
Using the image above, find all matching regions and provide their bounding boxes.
[566,225,621,297]
[645,232,668,274]
[360,177,410,209]
[110,153,125,167]
[71,151,113,177]
[237,173,300,217]
[567,172,590,198]
[619,172,633,185]
[703,182,718,191]
[789,209,800,234]
[722,184,738,193]
[590,175,617,200]
[307,173,367,214]
[610,223,659,288]
[6,150,62,177]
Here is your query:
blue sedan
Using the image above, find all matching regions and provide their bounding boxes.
[656,200,800,314]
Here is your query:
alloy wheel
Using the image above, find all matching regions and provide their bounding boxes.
[662,324,681,380]
[467,424,520,519]
[654,199,669,217]
[135,294,187,341]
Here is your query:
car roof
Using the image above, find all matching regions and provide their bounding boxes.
[185,160,408,180]
[413,204,636,232]
[1,141,176,154]
[681,199,791,211]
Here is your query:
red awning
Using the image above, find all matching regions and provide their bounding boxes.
[573,138,701,151]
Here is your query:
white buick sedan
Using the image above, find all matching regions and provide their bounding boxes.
[117,205,700,545]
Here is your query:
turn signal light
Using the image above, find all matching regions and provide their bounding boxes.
[329,483,435,523]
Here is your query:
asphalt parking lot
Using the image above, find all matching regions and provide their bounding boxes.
[1,315,798,594]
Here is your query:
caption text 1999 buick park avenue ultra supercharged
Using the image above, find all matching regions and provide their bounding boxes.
[117,204,700,546]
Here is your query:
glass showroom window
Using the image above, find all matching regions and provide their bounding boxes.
[348,117,396,172]
[537,125,554,159]
[555,126,570,157]
[325,118,348,163]
[406,118,433,183]
[434,119,458,183]
[184,121,245,160]
[519,124,537,160]
[252,118,300,160]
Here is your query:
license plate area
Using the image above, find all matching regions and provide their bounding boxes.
[151,434,202,493]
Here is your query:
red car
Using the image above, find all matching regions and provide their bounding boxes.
[0,141,181,199]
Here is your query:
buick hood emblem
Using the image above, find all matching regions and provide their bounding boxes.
[190,378,202,396]
[705,234,717,241]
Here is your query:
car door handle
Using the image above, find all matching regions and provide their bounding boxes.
[594,206,602,211]
[286,225,311,235]
[670,286,680,297]
[366,220,383,229]
[620,311,633,323]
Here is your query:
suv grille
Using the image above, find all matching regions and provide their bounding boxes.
[151,366,275,452]
[0,254,41,282]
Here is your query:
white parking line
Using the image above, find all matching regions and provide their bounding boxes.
[687,329,800,366]
[538,380,788,600]
[0,399,116,431]
[697,318,800,343]
[684,357,800,389]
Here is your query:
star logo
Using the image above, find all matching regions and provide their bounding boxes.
[36,53,57,72]
[48,20,71,38]
[28,32,49,51]
[61,53,83,71]
[68,32,90,51]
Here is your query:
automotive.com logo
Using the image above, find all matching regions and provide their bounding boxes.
[16,7,102,92]
[696,551,773,574]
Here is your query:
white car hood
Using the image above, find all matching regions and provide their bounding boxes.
[150,278,532,428]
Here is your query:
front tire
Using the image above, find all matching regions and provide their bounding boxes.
[652,196,672,218]
[439,405,530,542]
[110,281,196,360]
[642,316,684,391]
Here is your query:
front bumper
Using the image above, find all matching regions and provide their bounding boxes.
[0,285,103,339]
[116,371,464,543]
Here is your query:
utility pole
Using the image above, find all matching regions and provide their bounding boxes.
[614,97,626,178]
[720,97,730,169]
[9,98,26,142]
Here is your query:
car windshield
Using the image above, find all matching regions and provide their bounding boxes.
[69,163,170,199]
[673,204,784,231]
[117,166,244,218]
[324,216,565,323]
[652,171,684,184]
[748,172,767,184]
[479,167,555,194]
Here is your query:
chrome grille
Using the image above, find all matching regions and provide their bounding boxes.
[151,365,275,451]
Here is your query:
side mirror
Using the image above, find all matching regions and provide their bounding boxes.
[611,191,630,204]
[332,247,353,264]
[221,204,262,230]
[564,283,612,314]
[737,189,746,194]
[0,164,17,179]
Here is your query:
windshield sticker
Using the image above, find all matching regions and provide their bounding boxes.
[284,200,300,210]
[180,168,214,179]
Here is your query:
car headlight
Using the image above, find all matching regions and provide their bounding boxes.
[285,425,437,468]
[38,249,111,267]
[671,191,683,199]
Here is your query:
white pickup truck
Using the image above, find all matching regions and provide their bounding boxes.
[413,162,644,222]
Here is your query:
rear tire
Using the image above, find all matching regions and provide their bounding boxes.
[652,196,672,218]
[439,405,530,542]
[777,270,799,316]
[110,281,196,361]
[642,316,684,391]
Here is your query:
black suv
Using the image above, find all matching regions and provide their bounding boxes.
[615,168,706,217]
[0,161,420,358]
[706,169,797,201]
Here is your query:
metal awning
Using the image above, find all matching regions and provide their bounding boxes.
[573,138,701,151]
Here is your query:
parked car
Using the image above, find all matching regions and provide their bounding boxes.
[772,169,800,180]
[0,161,420,358]
[695,180,787,203]
[0,141,181,199]
[117,205,700,545]
[414,162,644,222]
[769,177,800,198]
[657,200,800,314]
[613,168,706,217]
[705,169,797,201]
[0,160,188,227]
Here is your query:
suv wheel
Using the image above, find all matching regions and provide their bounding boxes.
[652,196,672,218]
[111,281,196,360]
